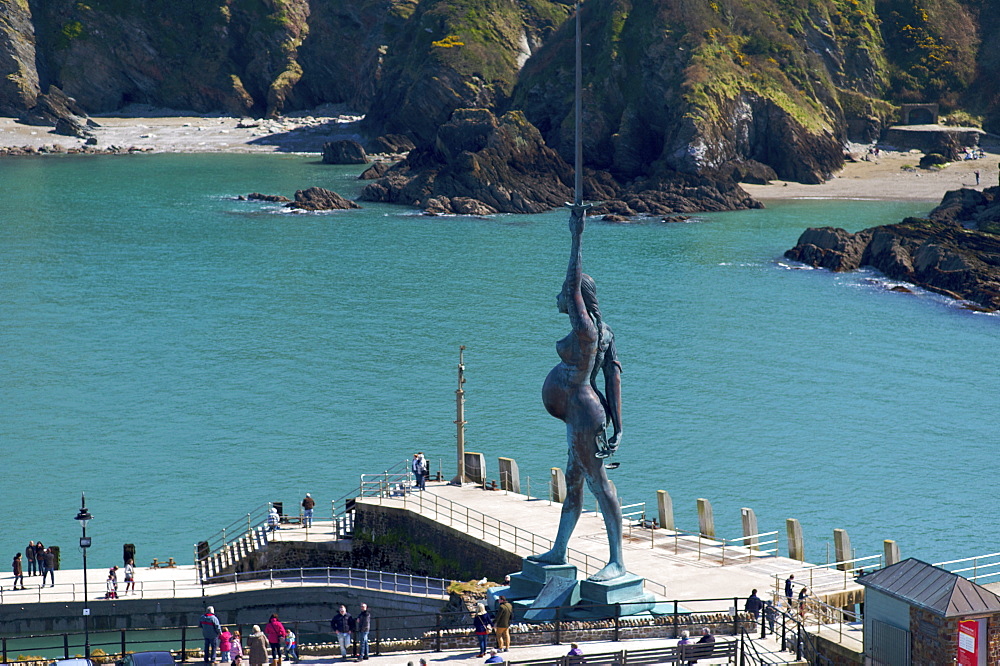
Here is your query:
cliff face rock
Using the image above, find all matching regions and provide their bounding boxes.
[361,0,571,144]
[25,0,312,117]
[785,188,1000,310]
[359,108,574,214]
[0,0,39,115]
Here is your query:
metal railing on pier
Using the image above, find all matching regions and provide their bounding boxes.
[934,551,1000,583]
[0,566,448,605]
[1,597,757,664]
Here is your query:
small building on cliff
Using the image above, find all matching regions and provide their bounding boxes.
[858,558,1000,665]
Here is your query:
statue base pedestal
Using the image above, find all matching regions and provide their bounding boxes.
[492,558,657,621]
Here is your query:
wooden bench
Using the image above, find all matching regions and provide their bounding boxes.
[507,641,737,666]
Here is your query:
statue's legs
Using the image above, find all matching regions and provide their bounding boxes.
[530,425,625,581]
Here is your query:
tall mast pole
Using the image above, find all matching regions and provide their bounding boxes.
[450,345,467,485]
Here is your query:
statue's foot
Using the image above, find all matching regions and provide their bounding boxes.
[527,550,568,565]
[587,562,627,582]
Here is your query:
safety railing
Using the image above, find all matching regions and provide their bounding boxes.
[772,553,883,601]
[934,551,1000,583]
[1,597,755,663]
[647,526,776,566]
[0,566,448,605]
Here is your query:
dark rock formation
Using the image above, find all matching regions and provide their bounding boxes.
[247,193,291,202]
[359,162,391,180]
[19,86,95,139]
[322,140,369,165]
[360,108,761,215]
[369,134,415,155]
[287,187,361,211]
[785,187,1000,310]
[359,108,574,214]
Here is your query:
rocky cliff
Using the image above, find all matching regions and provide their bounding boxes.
[785,187,1000,310]
[1,0,999,191]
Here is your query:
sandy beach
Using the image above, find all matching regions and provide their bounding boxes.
[2,111,998,203]
[0,106,365,155]
[742,140,1000,202]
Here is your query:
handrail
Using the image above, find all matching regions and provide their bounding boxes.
[934,551,1000,583]
[772,553,882,599]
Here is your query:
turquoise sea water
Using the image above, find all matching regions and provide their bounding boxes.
[2,153,997,576]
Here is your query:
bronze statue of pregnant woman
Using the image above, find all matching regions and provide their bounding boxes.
[531,203,625,582]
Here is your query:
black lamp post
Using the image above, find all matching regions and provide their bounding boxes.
[75,493,93,660]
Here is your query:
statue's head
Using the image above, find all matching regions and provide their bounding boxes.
[558,273,601,319]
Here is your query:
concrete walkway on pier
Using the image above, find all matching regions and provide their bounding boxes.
[363,480,862,612]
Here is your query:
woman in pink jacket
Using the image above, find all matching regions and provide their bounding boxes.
[263,615,287,665]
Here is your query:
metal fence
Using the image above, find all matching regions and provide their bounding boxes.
[0,597,757,663]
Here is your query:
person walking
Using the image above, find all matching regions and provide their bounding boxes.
[124,558,136,594]
[264,614,287,666]
[219,627,233,664]
[798,587,809,619]
[199,605,223,664]
[248,626,269,666]
[784,573,794,605]
[355,603,371,661]
[284,629,298,663]
[763,600,777,635]
[744,588,763,621]
[301,494,315,528]
[493,596,512,652]
[12,552,25,590]
[330,605,354,661]
[472,603,492,658]
[25,542,37,577]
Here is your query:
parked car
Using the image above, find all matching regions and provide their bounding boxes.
[54,659,93,666]
[116,652,177,666]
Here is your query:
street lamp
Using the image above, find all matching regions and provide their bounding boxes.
[75,493,93,660]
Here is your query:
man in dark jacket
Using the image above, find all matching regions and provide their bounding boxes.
[693,627,715,662]
[330,605,353,660]
[744,589,763,620]
[355,603,371,661]
[302,494,315,528]
[199,606,222,664]
[493,596,513,652]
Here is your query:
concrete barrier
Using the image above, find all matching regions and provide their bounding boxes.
[697,498,715,539]
[550,468,566,503]
[834,529,852,570]
[464,452,486,485]
[786,519,804,562]
[741,508,759,551]
[498,457,520,493]
[657,491,674,531]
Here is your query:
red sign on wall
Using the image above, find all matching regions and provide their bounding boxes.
[957,619,980,666]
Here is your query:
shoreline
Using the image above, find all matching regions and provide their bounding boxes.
[3,114,998,204]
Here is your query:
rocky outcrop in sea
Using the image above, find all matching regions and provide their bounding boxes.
[784,187,1000,311]
[359,108,762,216]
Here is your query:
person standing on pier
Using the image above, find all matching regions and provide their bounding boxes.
[220,626,233,664]
[230,630,244,665]
[412,453,427,491]
[330,604,354,660]
[41,547,55,587]
[744,589,763,621]
[355,602,371,661]
[25,542,37,577]
[124,558,136,594]
[248,626,268,666]
[493,596,512,652]
[472,602,492,658]
[301,494,315,528]
[784,573,794,605]
[11,552,25,590]
[199,605,223,664]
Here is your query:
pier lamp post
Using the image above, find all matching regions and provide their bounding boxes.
[75,493,93,660]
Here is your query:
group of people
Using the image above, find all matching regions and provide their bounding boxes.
[10,541,57,589]
[102,560,136,598]
[676,628,715,664]
[199,607,299,666]
[471,596,513,658]
[329,603,372,661]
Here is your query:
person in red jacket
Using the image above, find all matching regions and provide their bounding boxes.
[263,614,287,666]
